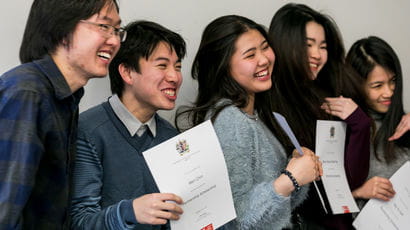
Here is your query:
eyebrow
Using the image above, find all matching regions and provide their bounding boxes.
[369,76,396,85]
[154,57,182,63]
[242,40,268,55]
[306,37,326,44]
[154,57,169,61]
[368,81,384,86]
[98,15,121,26]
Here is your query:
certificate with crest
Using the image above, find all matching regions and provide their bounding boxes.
[143,120,236,230]
[316,120,359,214]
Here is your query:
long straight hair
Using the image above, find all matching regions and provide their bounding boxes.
[268,3,366,152]
[176,15,285,144]
[346,36,410,162]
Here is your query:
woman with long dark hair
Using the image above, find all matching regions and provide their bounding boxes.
[268,3,372,229]
[176,15,322,230]
[344,36,410,207]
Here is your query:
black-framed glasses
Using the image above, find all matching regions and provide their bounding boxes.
[80,20,127,42]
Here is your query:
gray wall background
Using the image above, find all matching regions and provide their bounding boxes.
[1,0,409,123]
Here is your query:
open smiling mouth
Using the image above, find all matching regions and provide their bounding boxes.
[162,89,176,97]
[255,70,269,79]
[97,52,112,60]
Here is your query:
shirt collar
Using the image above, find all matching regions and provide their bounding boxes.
[33,55,84,100]
[109,94,157,137]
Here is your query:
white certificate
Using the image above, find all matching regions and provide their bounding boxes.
[143,120,236,230]
[353,161,410,230]
[316,120,359,214]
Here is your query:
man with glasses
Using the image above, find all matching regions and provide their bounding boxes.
[70,20,186,229]
[0,0,123,229]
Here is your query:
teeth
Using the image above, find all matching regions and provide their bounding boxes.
[255,70,268,77]
[309,63,318,68]
[97,52,111,60]
[163,89,175,96]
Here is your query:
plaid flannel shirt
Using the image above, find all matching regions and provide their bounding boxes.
[0,55,83,229]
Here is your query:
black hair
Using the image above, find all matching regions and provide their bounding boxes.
[108,20,186,98]
[175,15,285,144]
[346,36,410,162]
[19,0,119,63]
[268,3,366,151]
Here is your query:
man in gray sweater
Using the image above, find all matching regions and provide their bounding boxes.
[70,20,187,229]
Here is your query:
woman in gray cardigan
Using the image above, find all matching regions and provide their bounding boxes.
[176,15,322,230]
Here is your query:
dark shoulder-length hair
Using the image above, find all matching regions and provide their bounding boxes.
[19,0,119,63]
[267,3,365,150]
[176,15,280,138]
[346,36,410,162]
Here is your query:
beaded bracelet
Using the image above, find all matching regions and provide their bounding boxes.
[281,169,301,192]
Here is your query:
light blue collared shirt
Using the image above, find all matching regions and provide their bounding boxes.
[108,94,156,137]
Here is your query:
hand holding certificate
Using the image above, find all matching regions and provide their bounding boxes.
[353,161,410,230]
[143,120,236,230]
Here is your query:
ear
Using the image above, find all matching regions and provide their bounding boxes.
[118,63,134,85]
[61,36,70,48]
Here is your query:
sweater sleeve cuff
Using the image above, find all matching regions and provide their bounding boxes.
[120,199,138,225]
[345,107,371,128]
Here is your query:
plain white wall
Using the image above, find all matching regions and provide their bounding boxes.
[1,0,409,123]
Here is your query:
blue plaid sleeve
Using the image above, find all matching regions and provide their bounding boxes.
[0,88,44,229]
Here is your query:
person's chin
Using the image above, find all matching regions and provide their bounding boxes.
[309,73,318,80]
[91,68,109,79]
[373,105,389,114]
[160,102,176,111]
